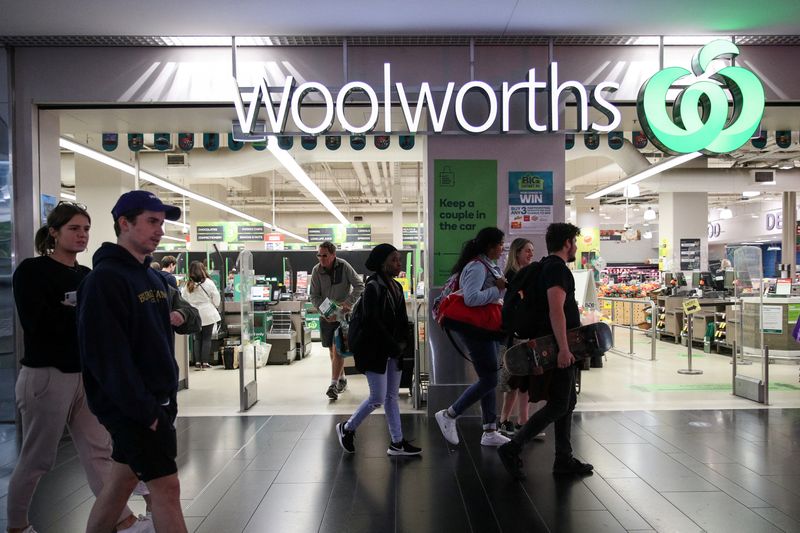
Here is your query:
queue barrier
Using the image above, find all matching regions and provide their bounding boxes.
[598,297,657,361]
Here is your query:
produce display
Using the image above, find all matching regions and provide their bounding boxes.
[597,282,660,299]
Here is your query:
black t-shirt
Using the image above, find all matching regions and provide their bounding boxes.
[13,255,91,373]
[534,255,581,337]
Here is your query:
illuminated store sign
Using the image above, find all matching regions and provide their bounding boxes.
[232,41,764,155]
[637,40,764,155]
[232,63,620,137]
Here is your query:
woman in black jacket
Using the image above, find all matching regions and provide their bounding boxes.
[335,244,422,456]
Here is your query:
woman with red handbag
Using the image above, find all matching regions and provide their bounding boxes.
[435,227,511,447]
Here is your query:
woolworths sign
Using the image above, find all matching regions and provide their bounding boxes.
[232,41,764,155]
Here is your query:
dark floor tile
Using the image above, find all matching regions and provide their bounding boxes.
[604,443,717,492]
[274,438,342,483]
[706,463,800,522]
[583,475,652,530]
[183,458,251,517]
[669,453,769,507]
[194,470,277,533]
[176,449,244,499]
[752,507,800,533]
[244,482,332,533]
[664,491,783,533]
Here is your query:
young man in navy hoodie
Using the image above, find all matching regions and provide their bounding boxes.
[79,191,191,533]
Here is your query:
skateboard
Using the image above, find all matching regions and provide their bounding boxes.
[503,322,613,376]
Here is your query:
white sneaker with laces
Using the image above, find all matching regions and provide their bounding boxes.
[481,431,511,447]
[18,526,37,533]
[435,409,459,445]
[117,515,155,533]
[132,480,150,496]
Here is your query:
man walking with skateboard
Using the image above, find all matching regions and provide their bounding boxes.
[498,222,594,480]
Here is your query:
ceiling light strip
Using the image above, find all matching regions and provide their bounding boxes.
[59,138,308,242]
[584,152,702,200]
[266,136,350,225]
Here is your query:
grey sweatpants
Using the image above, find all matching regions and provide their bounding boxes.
[6,366,132,529]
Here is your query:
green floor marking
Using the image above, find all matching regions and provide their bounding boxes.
[629,382,800,392]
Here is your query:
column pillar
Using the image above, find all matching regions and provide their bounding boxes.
[392,181,403,248]
[658,192,708,273]
[781,191,797,278]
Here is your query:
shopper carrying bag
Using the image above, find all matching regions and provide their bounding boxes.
[181,261,221,369]
[434,227,511,448]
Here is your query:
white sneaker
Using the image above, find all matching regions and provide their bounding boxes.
[481,431,511,447]
[17,526,37,533]
[435,409,459,445]
[118,515,155,533]
[534,432,546,441]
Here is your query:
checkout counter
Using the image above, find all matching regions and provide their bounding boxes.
[740,296,800,359]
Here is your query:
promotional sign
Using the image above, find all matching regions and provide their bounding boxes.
[399,135,415,150]
[325,136,341,150]
[508,171,553,235]
[227,133,244,151]
[128,133,144,152]
[178,133,194,151]
[102,133,118,151]
[40,194,58,226]
[679,238,702,270]
[433,160,497,286]
[683,298,701,315]
[576,227,600,273]
[154,133,171,151]
[265,232,285,250]
[203,133,219,151]
[762,305,783,334]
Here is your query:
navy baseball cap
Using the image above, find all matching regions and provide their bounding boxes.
[111,190,181,221]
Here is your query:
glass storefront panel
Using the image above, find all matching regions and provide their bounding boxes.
[0,48,14,422]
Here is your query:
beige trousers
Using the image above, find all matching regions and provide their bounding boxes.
[6,366,132,529]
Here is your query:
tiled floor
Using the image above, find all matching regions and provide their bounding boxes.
[1,409,799,532]
[178,332,800,416]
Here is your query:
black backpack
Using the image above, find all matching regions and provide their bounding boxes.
[501,260,545,339]
[346,278,381,354]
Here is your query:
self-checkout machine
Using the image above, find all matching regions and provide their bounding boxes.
[732,246,769,404]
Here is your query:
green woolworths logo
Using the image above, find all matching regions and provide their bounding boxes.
[637,40,765,155]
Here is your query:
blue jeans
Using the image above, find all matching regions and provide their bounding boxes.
[450,332,499,430]
[345,358,403,442]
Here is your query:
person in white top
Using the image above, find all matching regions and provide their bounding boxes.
[181,261,222,369]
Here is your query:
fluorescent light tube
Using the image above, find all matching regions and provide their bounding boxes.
[59,137,308,243]
[585,152,702,199]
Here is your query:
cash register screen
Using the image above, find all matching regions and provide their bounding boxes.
[250,286,271,302]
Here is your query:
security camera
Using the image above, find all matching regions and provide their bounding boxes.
[590,206,595,212]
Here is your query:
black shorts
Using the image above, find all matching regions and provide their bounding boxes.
[106,406,178,482]
[320,319,340,348]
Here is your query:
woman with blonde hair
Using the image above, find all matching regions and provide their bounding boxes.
[181,261,221,369]
[499,238,542,438]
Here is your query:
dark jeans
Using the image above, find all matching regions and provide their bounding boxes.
[450,332,499,430]
[513,365,577,461]
[192,324,214,364]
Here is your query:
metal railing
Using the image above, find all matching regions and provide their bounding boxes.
[598,297,657,361]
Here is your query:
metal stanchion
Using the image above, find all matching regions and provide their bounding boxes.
[678,315,703,375]
[763,344,770,405]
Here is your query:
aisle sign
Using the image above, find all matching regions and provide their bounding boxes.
[237,224,265,242]
[197,224,225,242]
[265,232,285,250]
[402,224,423,245]
[433,160,497,286]
[679,238,701,270]
[508,171,553,234]
[307,224,372,244]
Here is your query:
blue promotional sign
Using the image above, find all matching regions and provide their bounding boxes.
[751,130,767,149]
[154,133,171,151]
[252,140,267,151]
[584,133,600,150]
[399,135,415,150]
[178,133,194,151]
[277,136,293,150]
[508,171,553,235]
[350,134,366,150]
[203,133,219,151]
[776,130,792,149]
[565,133,575,150]
[325,136,341,150]
[301,135,317,150]
[128,133,144,152]
[608,131,624,150]
[102,133,118,151]
[227,133,244,151]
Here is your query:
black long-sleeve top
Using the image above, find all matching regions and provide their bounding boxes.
[12,255,91,373]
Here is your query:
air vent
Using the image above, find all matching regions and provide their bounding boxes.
[166,153,187,167]
[353,215,364,222]
[752,169,775,184]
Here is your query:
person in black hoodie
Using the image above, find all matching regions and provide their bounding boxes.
[335,244,422,456]
[8,202,150,533]
[78,190,196,533]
